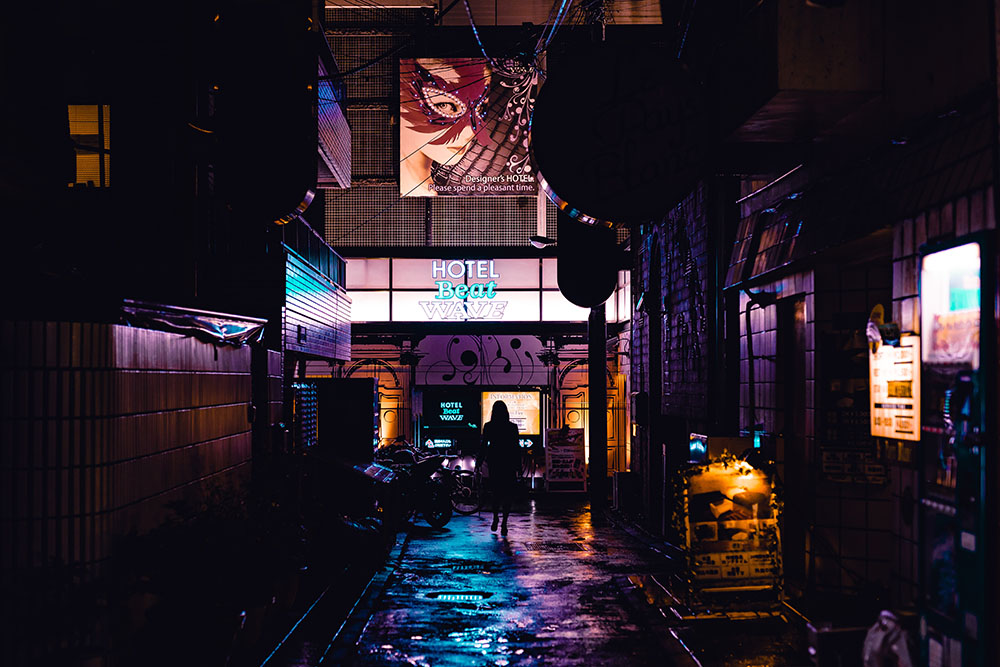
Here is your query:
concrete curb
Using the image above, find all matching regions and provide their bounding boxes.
[317,529,412,665]
[603,510,703,667]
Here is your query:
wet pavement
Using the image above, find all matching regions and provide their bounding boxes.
[331,497,699,666]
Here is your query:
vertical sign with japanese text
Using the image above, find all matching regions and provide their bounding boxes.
[869,333,921,441]
[545,428,586,492]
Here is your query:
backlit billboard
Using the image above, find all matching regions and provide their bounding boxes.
[399,57,538,197]
[481,391,540,435]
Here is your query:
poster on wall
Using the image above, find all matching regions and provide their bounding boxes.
[399,57,538,197]
[869,333,921,441]
[482,391,540,435]
[545,428,586,492]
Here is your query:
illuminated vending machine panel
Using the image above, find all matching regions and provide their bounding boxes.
[918,235,993,667]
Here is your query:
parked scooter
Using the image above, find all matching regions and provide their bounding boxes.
[376,440,453,529]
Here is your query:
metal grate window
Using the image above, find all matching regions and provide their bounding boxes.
[348,107,395,178]
[431,196,537,246]
[546,200,559,240]
[324,7,433,31]
[329,34,407,101]
[326,183,426,247]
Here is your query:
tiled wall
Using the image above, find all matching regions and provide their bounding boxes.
[661,184,711,423]
[0,322,253,582]
[811,262,893,595]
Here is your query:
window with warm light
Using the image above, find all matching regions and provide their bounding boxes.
[67,104,111,187]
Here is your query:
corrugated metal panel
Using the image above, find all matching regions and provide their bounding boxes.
[318,59,352,189]
[284,249,352,361]
[0,321,253,588]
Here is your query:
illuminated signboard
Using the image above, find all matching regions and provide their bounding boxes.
[399,58,538,198]
[921,242,981,369]
[684,460,781,587]
[422,391,479,431]
[545,427,586,491]
[346,257,600,323]
[689,433,708,462]
[869,334,921,441]
[481,391,540,435]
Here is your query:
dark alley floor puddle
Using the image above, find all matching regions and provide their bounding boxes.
[347,499,704,666]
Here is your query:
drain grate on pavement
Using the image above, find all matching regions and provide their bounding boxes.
[424,591,494,602]
[522,542,587,552]
[452,561,499,573]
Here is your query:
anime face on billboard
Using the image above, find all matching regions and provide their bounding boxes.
[399,57,537,197]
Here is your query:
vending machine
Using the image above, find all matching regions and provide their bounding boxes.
[917,233,995,667]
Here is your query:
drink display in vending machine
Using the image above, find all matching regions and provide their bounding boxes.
[917,234,994,667]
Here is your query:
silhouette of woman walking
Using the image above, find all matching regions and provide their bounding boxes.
[479,401,520,536]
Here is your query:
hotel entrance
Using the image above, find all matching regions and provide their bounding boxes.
[418,387,546,485]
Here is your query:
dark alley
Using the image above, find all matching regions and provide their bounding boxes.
[3,2,999,666]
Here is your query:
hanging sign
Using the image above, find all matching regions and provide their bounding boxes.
[399,58,538,197]
[530,44,708,225]
[869,333,921,441]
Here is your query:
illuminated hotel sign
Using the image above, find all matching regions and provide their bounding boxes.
[420,259,507,320]
[423,391,479,431]
[345,257,607,323]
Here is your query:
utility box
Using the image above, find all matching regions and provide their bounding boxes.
[612,471,638,513]
[315,377,379,464]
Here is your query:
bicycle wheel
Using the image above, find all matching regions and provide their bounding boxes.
[451,470,482,515]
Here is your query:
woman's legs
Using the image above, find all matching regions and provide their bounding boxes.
[491,477,501,530]
[490,475,514,533]
[500,493,511,535]
[499,476,513,534]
